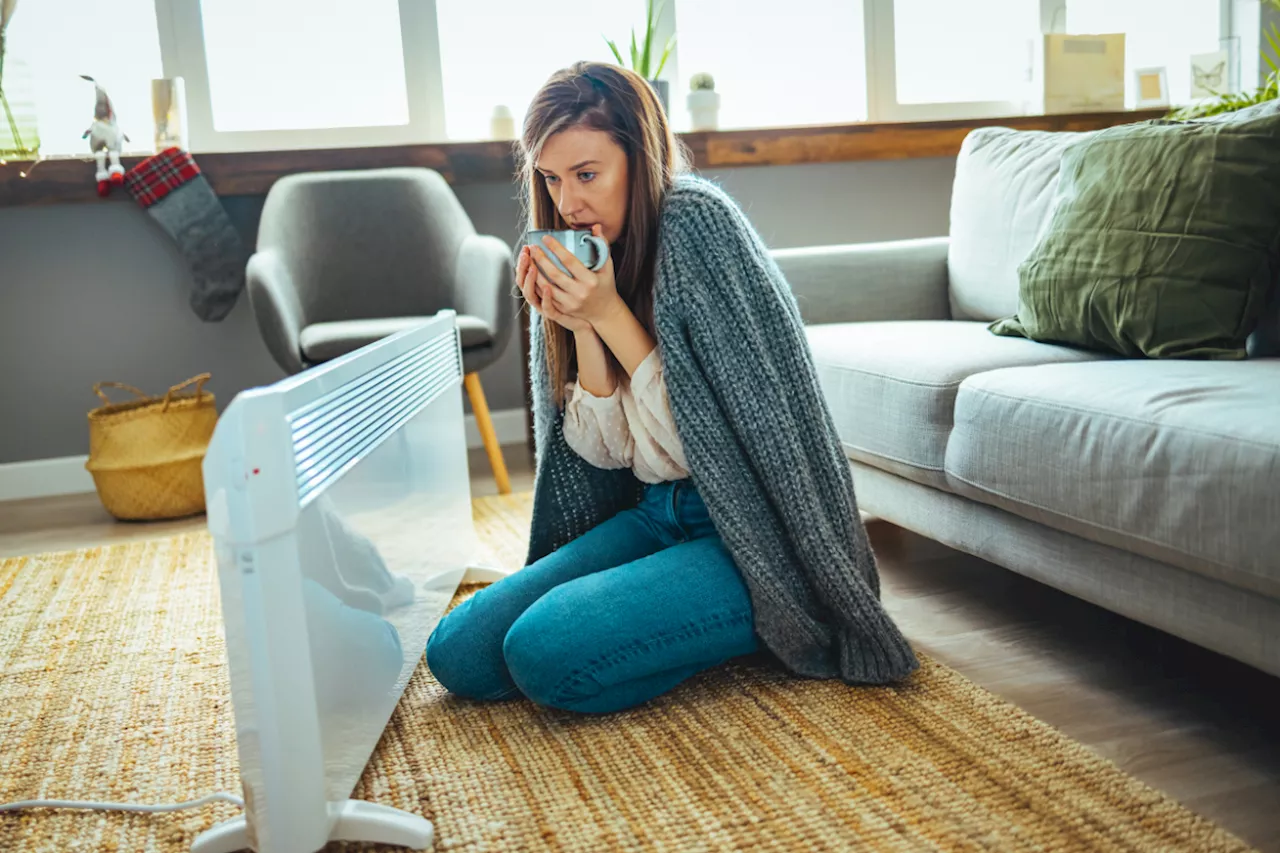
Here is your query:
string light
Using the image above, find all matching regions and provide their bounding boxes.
[1,153,43,178]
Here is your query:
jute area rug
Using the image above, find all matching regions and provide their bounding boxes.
[0,492,1256,852]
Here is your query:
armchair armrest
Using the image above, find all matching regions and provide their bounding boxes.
[246,249,306,375]
[452,234,516,357]
[772,237,952,325]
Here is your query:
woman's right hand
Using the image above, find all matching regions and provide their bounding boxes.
[518,245,593,333]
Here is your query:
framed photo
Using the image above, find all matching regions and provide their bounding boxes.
[1043,33,1127,114]
[1133,66,1169,108]
[1191,50,1230,98]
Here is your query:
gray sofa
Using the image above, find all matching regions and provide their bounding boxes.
[774,127,1280,679]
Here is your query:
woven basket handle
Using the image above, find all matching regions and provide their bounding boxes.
[93,381,150,406]
[162,373,212,412]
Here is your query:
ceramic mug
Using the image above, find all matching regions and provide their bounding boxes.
[522,229,610,277]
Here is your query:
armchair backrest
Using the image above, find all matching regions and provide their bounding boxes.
[256,167,475,325]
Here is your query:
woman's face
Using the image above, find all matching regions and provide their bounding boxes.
[536,127,629,244]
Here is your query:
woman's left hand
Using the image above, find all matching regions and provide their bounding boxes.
[530,225,622,327]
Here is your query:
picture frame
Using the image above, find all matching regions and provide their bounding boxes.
[1133,66,1169,108]
[1191,50,1230,98]
[1042,33,1127,114]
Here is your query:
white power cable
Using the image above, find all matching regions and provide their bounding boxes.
[0,791,244,814]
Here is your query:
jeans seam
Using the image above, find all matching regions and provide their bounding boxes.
[549,609,754,707]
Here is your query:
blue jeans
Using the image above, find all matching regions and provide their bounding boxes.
[425,480,758,714]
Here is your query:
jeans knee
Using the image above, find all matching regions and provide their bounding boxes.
[425,609,515,702]
[502,611,571,709]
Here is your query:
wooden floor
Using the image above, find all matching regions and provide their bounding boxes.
[1,447,1277,851]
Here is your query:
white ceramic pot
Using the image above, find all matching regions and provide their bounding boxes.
[490,105,516,141]
[686,90,721,132]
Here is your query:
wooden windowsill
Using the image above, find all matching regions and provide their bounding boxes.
[0,109,1165,208]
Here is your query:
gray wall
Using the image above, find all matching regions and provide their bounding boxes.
[0,157,955,464]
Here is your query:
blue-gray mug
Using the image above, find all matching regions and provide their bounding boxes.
[522,229,610,277]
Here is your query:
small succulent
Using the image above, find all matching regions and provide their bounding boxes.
[689,73,716,92]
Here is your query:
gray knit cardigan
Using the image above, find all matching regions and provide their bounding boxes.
[525,175,919,684]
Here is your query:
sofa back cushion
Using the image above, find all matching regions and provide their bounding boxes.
[947,127,1092,321]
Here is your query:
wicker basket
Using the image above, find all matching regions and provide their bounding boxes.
[85,374,217,521]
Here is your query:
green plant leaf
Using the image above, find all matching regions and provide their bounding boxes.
[630,28,639,73]
[654,33,676,79]
[639,0,653,78]
[605,37,625,67]
[644,0,667,79]
[1264,25,1280,73]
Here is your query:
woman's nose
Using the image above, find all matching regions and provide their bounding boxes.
[558,185,582,218]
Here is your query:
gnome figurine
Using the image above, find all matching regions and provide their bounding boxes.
[81,75,129,197]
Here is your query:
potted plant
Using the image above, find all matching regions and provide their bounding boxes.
[604,0,675,114]
[0,0,41,159]
[686,72,720,131]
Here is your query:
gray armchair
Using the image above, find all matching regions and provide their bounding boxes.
[246,167,516,492]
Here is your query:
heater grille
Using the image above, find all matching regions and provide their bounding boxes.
[289,331,460,506]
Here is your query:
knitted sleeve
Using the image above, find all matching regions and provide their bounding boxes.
[654,179,918,684]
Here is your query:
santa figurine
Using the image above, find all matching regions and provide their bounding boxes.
[81,75,129,197]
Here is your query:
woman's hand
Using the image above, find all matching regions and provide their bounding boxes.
[518,243,593,333]
[529,225,623,327]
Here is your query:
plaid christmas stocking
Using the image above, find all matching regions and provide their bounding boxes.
[124,148,248,322]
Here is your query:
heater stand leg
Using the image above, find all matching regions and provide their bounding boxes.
[191,801,433,853]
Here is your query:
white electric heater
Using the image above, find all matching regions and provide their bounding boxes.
[196,312,507,853]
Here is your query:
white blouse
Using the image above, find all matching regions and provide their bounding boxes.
[562,348,690,484]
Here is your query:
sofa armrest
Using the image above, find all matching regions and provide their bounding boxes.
[246,249,306,375]
[772,236,952,325]
[452,233,516,355]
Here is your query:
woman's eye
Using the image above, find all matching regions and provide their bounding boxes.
[578,171,596,182]
[544,175,559,185]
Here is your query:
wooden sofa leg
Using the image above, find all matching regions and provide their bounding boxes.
[464,373,512,495]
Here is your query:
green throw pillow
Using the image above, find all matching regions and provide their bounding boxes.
[990,113,1280,358]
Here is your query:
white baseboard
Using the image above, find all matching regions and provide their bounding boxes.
[0,455,95,502]
[464,407,528,451]
[0,408,528,503]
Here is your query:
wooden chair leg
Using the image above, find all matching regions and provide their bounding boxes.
[464,372,512,495]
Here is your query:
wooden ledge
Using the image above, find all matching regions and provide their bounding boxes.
[0,109,1164,208]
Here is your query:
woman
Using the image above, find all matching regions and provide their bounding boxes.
[426,62,917,714]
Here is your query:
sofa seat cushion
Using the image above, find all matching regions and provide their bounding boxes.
[946,360,1280,597]
[301,315,493,364]
[805,321,1112,490]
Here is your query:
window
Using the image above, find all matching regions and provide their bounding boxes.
[434,1,645,142]
[1067,0,1224,108]
[12,0,1241,160]
[867,0,1041,121]
[199,0,410,132]
[894,0,1037,106]
[160,0,441,152]
[11,0,162,156]
[675,0,867,130]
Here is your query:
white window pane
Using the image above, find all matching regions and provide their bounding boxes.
[677,0,866,129]
[1068,0,1221,107]
[435,1,645,141]
[895,0,1039,106]
[200,0,410,132]
[11,0,162,155]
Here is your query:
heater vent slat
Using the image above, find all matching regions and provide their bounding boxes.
[288,332,460,506]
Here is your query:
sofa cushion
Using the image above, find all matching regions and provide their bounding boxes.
[947,127,1092,322]
[806,321,1111,490]
[990,113,1280,360]
[301,315,493,363]
[946,360,1280,598]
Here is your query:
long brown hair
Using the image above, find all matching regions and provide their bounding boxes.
[518,61,687,407]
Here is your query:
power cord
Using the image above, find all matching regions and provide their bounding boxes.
[0,791,244,814]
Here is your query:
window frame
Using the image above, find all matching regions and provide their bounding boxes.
[156,0,447,153]
[152,0,1237,154]
[863,0,1044,122]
